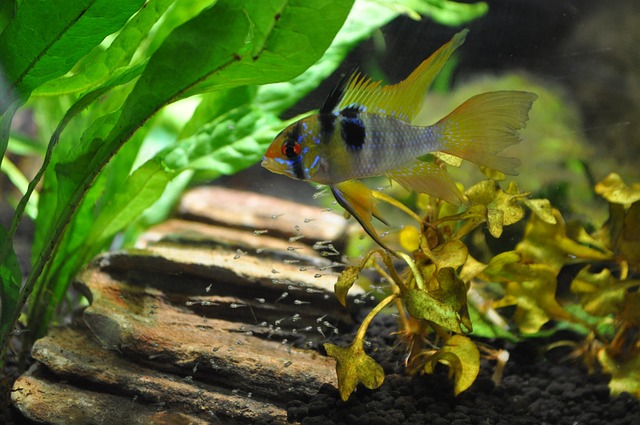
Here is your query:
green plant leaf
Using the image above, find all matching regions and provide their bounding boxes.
[423,335,480,395]
[33,0,175,97]
[162,104,283,178]
[0,0,146,105]
[405,268,472,334]
[324,341,385,401]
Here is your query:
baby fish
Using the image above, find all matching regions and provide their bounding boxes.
[262,29,537,250]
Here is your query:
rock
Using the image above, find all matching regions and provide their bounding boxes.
[12,188,352,424]
[178,186,348,247]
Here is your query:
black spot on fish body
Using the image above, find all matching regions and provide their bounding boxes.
[340,108,365,149]
[318,113,336,138]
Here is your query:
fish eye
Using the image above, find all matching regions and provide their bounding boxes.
[281,141,301,158]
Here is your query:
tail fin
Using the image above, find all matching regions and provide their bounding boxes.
[435,91,537,175]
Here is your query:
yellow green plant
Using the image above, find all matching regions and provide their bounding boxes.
[325,170,640,401]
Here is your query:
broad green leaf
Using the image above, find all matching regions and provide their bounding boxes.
[423,335,480,395]
[255,0,409,114]
[335,266,362,307]
[33,0,175,97]
[0,0,146,104]
[0,226,21,342]
[162,104,283,178]
[595,173,640,205]
[405,268,472,334]
[324,341,385,401]
[598,349,640,398]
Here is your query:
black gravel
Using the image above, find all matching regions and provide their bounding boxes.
[287,313,640,425]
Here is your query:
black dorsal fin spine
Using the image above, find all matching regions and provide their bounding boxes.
[320,70,355,114]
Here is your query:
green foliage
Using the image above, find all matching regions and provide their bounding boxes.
[3,0,456,366]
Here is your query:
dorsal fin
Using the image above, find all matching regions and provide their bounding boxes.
[333,29,468,122]
[320,71,352,114]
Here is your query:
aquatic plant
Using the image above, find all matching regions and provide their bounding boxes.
[324,171,640,400]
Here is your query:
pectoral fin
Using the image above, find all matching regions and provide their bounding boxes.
[387,161,464,206]
[331,180,392,251]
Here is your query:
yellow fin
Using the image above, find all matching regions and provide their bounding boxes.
[331,181,392,251]
[387,161,464,206]
[435,90,537,175]
[336,29,468,122]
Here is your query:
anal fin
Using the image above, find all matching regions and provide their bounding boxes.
[387,161,464,206]
[331,180,392,251]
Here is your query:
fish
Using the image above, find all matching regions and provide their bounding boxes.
[261,29,537,251]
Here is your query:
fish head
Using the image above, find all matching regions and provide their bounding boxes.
[262,116,327,182]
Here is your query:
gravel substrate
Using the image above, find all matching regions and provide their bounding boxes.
[287,313,640,425]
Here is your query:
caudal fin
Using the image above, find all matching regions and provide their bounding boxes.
[435,91,537,175]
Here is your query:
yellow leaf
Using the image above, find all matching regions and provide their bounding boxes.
[487,208,504,238]
[517,208,611,271]
[571,267,640,317]
[429,239,469,270]
[324,342,385,401]
[465,179,527,238]
[405,268,472,334]
[459,254,487,284]
[488,261,573,334]
[595,173,640,205]
[423,335,480,395]
[523,198,557,224]
[598,349,640,398]
[335,266,362,308]
[618,201,640,269]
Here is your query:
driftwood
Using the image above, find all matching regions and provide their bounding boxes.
[12,187,354,424]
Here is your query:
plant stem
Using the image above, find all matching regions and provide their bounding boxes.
[395,251,425,291]
[355,291,399,343]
